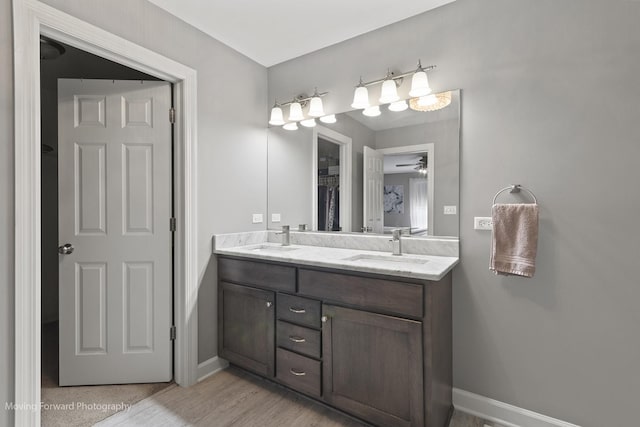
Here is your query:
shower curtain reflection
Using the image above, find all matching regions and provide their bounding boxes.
[409,177,428,233]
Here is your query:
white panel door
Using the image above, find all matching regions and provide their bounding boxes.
[363,146,384,234]
[58,79,172,385]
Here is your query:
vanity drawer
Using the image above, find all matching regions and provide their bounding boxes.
[298,269,423,318]
[218,257,295,292]
[276,348,321,397]
[277,320,321,359]
[277,294,322,328]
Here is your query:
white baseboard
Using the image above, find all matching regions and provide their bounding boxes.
[197,356,229,382]
[453,388,581,427]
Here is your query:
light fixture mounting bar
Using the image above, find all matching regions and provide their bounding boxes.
[361,65,436,87]
[278,91,329,107]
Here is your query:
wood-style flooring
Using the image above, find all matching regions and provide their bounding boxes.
[98,366,497,427]
[41,322,172,427]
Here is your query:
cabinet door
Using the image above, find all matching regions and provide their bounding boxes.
[323,305,424,427]
[218,281,275,377]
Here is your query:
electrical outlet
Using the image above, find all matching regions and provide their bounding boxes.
[271,213,281,223]
[474,217,493,230]
[252,213,263,224]
[444,205,457,215]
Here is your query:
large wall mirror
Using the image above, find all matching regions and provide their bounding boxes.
[267,89,460,238]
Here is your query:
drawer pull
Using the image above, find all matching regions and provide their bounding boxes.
[289,368,306,376]
[288,335,306,343]
[289,307,306,314]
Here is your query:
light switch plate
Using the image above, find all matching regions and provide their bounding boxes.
[443,205,457,215]
[474,217,493,230]
[271,213,281,223]
[252,213,263,224]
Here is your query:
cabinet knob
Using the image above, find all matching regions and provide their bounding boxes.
[321,315,328,323]
[266,301,273,308]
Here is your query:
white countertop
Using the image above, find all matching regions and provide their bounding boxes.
[214,241,459,281]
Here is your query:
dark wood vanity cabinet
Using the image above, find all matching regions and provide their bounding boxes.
[322,304,424,427]
[217,255,452,427]
[218,281,276,377]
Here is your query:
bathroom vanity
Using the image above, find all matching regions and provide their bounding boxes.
[215,232,457,427]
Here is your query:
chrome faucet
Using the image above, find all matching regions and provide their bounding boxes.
[276,225,290,246]
[390,229,402,256]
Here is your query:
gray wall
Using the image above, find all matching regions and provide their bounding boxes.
[1,0,14,425]
[267,126,314,228]
[268,1,640,426]
[2,1,267,422]
[375,119,460,236]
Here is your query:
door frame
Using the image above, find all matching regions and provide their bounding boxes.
[13,1,199,425]
[311,126,352,232]
[377,143,435,235]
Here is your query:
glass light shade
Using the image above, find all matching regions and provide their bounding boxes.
[409,91,452,112]
[418,94,438,106]
[388,100,408,112]
[288,102,304,121]
[362,105,381,117]
[409,70,431,97]
[283,122,298,131]
[308,96,324,117]
[300,118,317,128]
[351,85,370,109]
[379,78,399,104]
[319,114,337,124]
[268,106,285,126]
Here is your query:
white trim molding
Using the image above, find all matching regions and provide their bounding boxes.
[453,389,582,427]
[13,1,199,425]
[197,357,229,382]
[312,126,353,232]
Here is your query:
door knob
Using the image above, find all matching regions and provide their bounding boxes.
[58,243,74,255]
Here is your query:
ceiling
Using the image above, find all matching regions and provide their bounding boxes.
[384,153,427,175]
[147,0,456,67]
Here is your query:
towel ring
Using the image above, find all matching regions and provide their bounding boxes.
[492,184,537,205]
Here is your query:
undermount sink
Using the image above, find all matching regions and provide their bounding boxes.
[247,244,300,252]
[342,253,429,265]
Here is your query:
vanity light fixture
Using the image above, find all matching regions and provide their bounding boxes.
[268,102,285,126]
[409,91,452,112]
[307,88,325,117]
[300,118,317,128]
[379,70,400,104]
[351,78,370,109]
[350,60,436,111]
[319,114,337,124]
[283,122,299,131]
[409,60,432,97]
[362,105,381,117]
[268,89,329,127]
[288,101,304,122]
[388,100,408,112]
[418,94,438,106]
